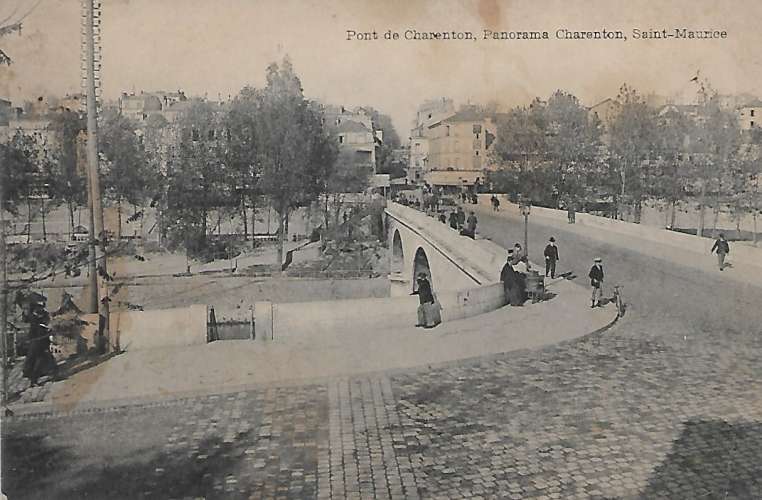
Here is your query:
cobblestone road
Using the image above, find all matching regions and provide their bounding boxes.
[4,213,762,499]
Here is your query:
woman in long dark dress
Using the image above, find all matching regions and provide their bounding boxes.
[412,273,440,327]
[500,254,524,306]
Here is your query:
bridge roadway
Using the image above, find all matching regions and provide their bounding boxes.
[4,205,762,499]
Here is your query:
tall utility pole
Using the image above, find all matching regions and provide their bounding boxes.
[1,187,9,408]
[82,0,111,351]
[77,131,98,313]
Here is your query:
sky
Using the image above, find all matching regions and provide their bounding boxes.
[1,0,761,136]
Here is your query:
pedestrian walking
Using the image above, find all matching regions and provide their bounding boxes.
[439,213,447,224]
[411,273,441,328]
[500,251,523,306]
[22,294,57,387]
[588,257,604,308]
[567,200,576,224]
[543,237,559,279]
[711,233,730,271]
[448,210,459,230]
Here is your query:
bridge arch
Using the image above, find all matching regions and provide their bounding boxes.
[412,247,432,292]
[391,229,404,274]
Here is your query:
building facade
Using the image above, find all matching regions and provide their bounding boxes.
[418,106,497,190]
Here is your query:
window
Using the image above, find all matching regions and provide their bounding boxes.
[473,124,482,134]
[475,150,479,156]
[751,109,756,117]
[445,125,450,137]
[338,135,344,144]
[752,121,756,128]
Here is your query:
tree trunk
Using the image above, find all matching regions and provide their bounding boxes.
[241,197,248,242]
[670,200,677,229]
[41,198,47,242]
[697,181,707,238]
[711,203,720,239]
[117,198,123,241]
[26,196,32,243]
[68,201,76,238]
[250,195,256,249]
[753,210,758,246]
[276,207,285,274]
[201,207,207,247]
[619,163,627,221]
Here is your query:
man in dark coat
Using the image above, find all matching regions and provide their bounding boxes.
[543,237,560,278]
[711,233,730,270]
[449,210,459,230]
[22,295,56,386]
[461,211,477,239]
[456,207,466,230]
[500,251,523,306]
[588,257,604,308]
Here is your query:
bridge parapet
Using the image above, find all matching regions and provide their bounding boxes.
[385,201,508,288]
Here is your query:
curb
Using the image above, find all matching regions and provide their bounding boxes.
[5,300,619,421]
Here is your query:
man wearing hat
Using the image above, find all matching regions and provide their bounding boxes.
[588,257,604,308]
[22,293,57,386]
[543,237,560,279]
[711,233,730,271]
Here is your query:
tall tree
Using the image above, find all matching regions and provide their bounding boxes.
[609,84,658,221]
[165,100,231,258]
[687,90,741,236]
[491,99,547,200]
[253,57,336,270]
[544,90,603,208]
[48,110,88,235]
[99,110,157,240]
[224,87,261,245]
[652,106,691,228]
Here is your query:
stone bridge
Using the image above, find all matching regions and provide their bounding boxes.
[385,201,507,296]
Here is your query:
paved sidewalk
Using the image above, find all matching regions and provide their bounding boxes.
[471,204,762,289]
[13,279,614,413]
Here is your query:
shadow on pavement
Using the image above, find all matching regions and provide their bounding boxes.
[640,419,762,499]
[2,429,260,499]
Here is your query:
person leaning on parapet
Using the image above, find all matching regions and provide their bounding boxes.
[500,250,523,306]
[589,257,604,308]
[456,206,466,230]
[544,237,560,279]
[711,233,730,271]
[449,210,459,230]
[463,211,478,239]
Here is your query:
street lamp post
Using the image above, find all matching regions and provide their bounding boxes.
[520,198,531,257]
